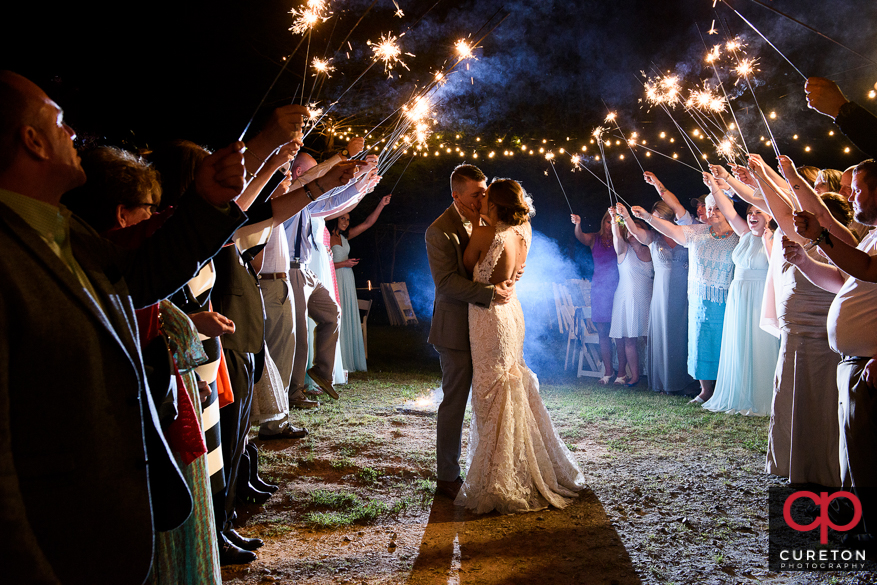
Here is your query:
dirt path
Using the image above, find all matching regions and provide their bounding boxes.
[219,326,877,585]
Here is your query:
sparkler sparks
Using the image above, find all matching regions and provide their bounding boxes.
[311,57,334,77]
[455,39,476,61]
[734,58,759,80]
[644,74,682,109]
[392,0,404,18]
[592,126,606,141]
[306,104,323,124]
[604,112,617,124]
[368,32,412,74]
[289,0,330,36]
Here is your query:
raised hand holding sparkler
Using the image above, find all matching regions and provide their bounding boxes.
[804,77,850,119]
[243,104,308,177]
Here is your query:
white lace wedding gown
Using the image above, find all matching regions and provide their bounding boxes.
[455,221,586,514]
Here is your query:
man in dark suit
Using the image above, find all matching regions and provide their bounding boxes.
[425,164,513,499]
[0,71,248,584]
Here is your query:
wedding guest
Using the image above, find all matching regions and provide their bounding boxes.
[0,70,246,584]
[607,205,653,387]
[632,191,739,404]
[782,157,877,542]
[326,193,392,372]
[64,145,226,584]
[755,154,857,486]
[572,210,622,383]
[700,170,779,416]
[617,201,696,394]
[815,168,843,195]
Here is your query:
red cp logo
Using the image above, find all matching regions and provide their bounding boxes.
[783,491,862,544]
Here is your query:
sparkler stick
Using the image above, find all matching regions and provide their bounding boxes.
[546,155,574,214]
[731,50,784,166]
[624,140,704,173]
[601,102,645,174]
[719,1,806,80]
[696,25,750,156]
[734,0,877,71]
[238,34,310,142]
[389,154,415,193]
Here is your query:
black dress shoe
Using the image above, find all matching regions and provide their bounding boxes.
[218,533,257,565]
[435,476,463,499]
[236,482,272,506]
[225,528,264,551]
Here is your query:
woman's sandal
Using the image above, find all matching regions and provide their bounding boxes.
[598,374,614,385]
[613,376,630,385]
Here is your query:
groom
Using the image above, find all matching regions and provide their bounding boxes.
[425,164,513,499]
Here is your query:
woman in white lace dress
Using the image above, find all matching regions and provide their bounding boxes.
[456,179,585,514]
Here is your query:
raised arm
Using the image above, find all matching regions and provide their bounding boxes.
[710,163,759,206]
[571,214,597,247]
[616,204,651,246]
[631,205,687,245]
[349,194,391,240]
[608,206,628,258]
[793,211,877,282]
[704,172,747,236]
[237,141,301,211]
[777,155,853,243]
[781,235,847,293]
[643,171,687,220]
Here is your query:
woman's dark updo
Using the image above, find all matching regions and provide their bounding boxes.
[486,179,534,226]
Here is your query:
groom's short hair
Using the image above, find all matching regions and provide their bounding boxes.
[450,164,486,194]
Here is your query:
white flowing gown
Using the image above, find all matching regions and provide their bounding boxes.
[455,221,586,514]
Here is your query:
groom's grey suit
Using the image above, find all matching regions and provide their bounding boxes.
[425,204,494,482]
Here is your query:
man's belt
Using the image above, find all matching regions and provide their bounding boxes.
[259,272,287,281]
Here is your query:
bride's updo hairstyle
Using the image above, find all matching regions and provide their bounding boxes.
[486,179,534,226]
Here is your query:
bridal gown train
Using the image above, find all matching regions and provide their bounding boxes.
[455,221,586,514]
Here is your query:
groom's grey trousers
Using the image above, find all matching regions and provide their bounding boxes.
[434,345,474,482]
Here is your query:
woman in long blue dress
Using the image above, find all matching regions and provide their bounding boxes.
[618,202,696,394]
[699,172,779,415]
[326,195,391,372]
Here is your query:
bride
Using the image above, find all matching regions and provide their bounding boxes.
[457,179,586,514]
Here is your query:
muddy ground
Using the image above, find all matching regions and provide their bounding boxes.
[220,325,877,585]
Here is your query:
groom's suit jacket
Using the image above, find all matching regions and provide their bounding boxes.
[0,193,245,585]
[425,204,494,351]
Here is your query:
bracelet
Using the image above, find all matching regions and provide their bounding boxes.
[303,184,317,202]
[643,214,653,224]
[314,178,327,195]
[811,228,833,248]
[243,146,266,165]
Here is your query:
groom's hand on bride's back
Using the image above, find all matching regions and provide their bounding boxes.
[515,262,526,282]
[493,280,515,305]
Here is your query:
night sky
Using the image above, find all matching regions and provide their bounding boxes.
[3,0,876,323]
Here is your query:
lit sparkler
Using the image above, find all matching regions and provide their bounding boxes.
[455,39,476,61]
[734,57,758,80]
[311,57,334,77]
[392,0,404,18]
[289,0,330,36]
[368,32,413,74]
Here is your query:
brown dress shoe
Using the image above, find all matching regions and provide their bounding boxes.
[435,477,463,499]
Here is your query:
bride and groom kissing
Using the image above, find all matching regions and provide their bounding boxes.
[425,164,585,514]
